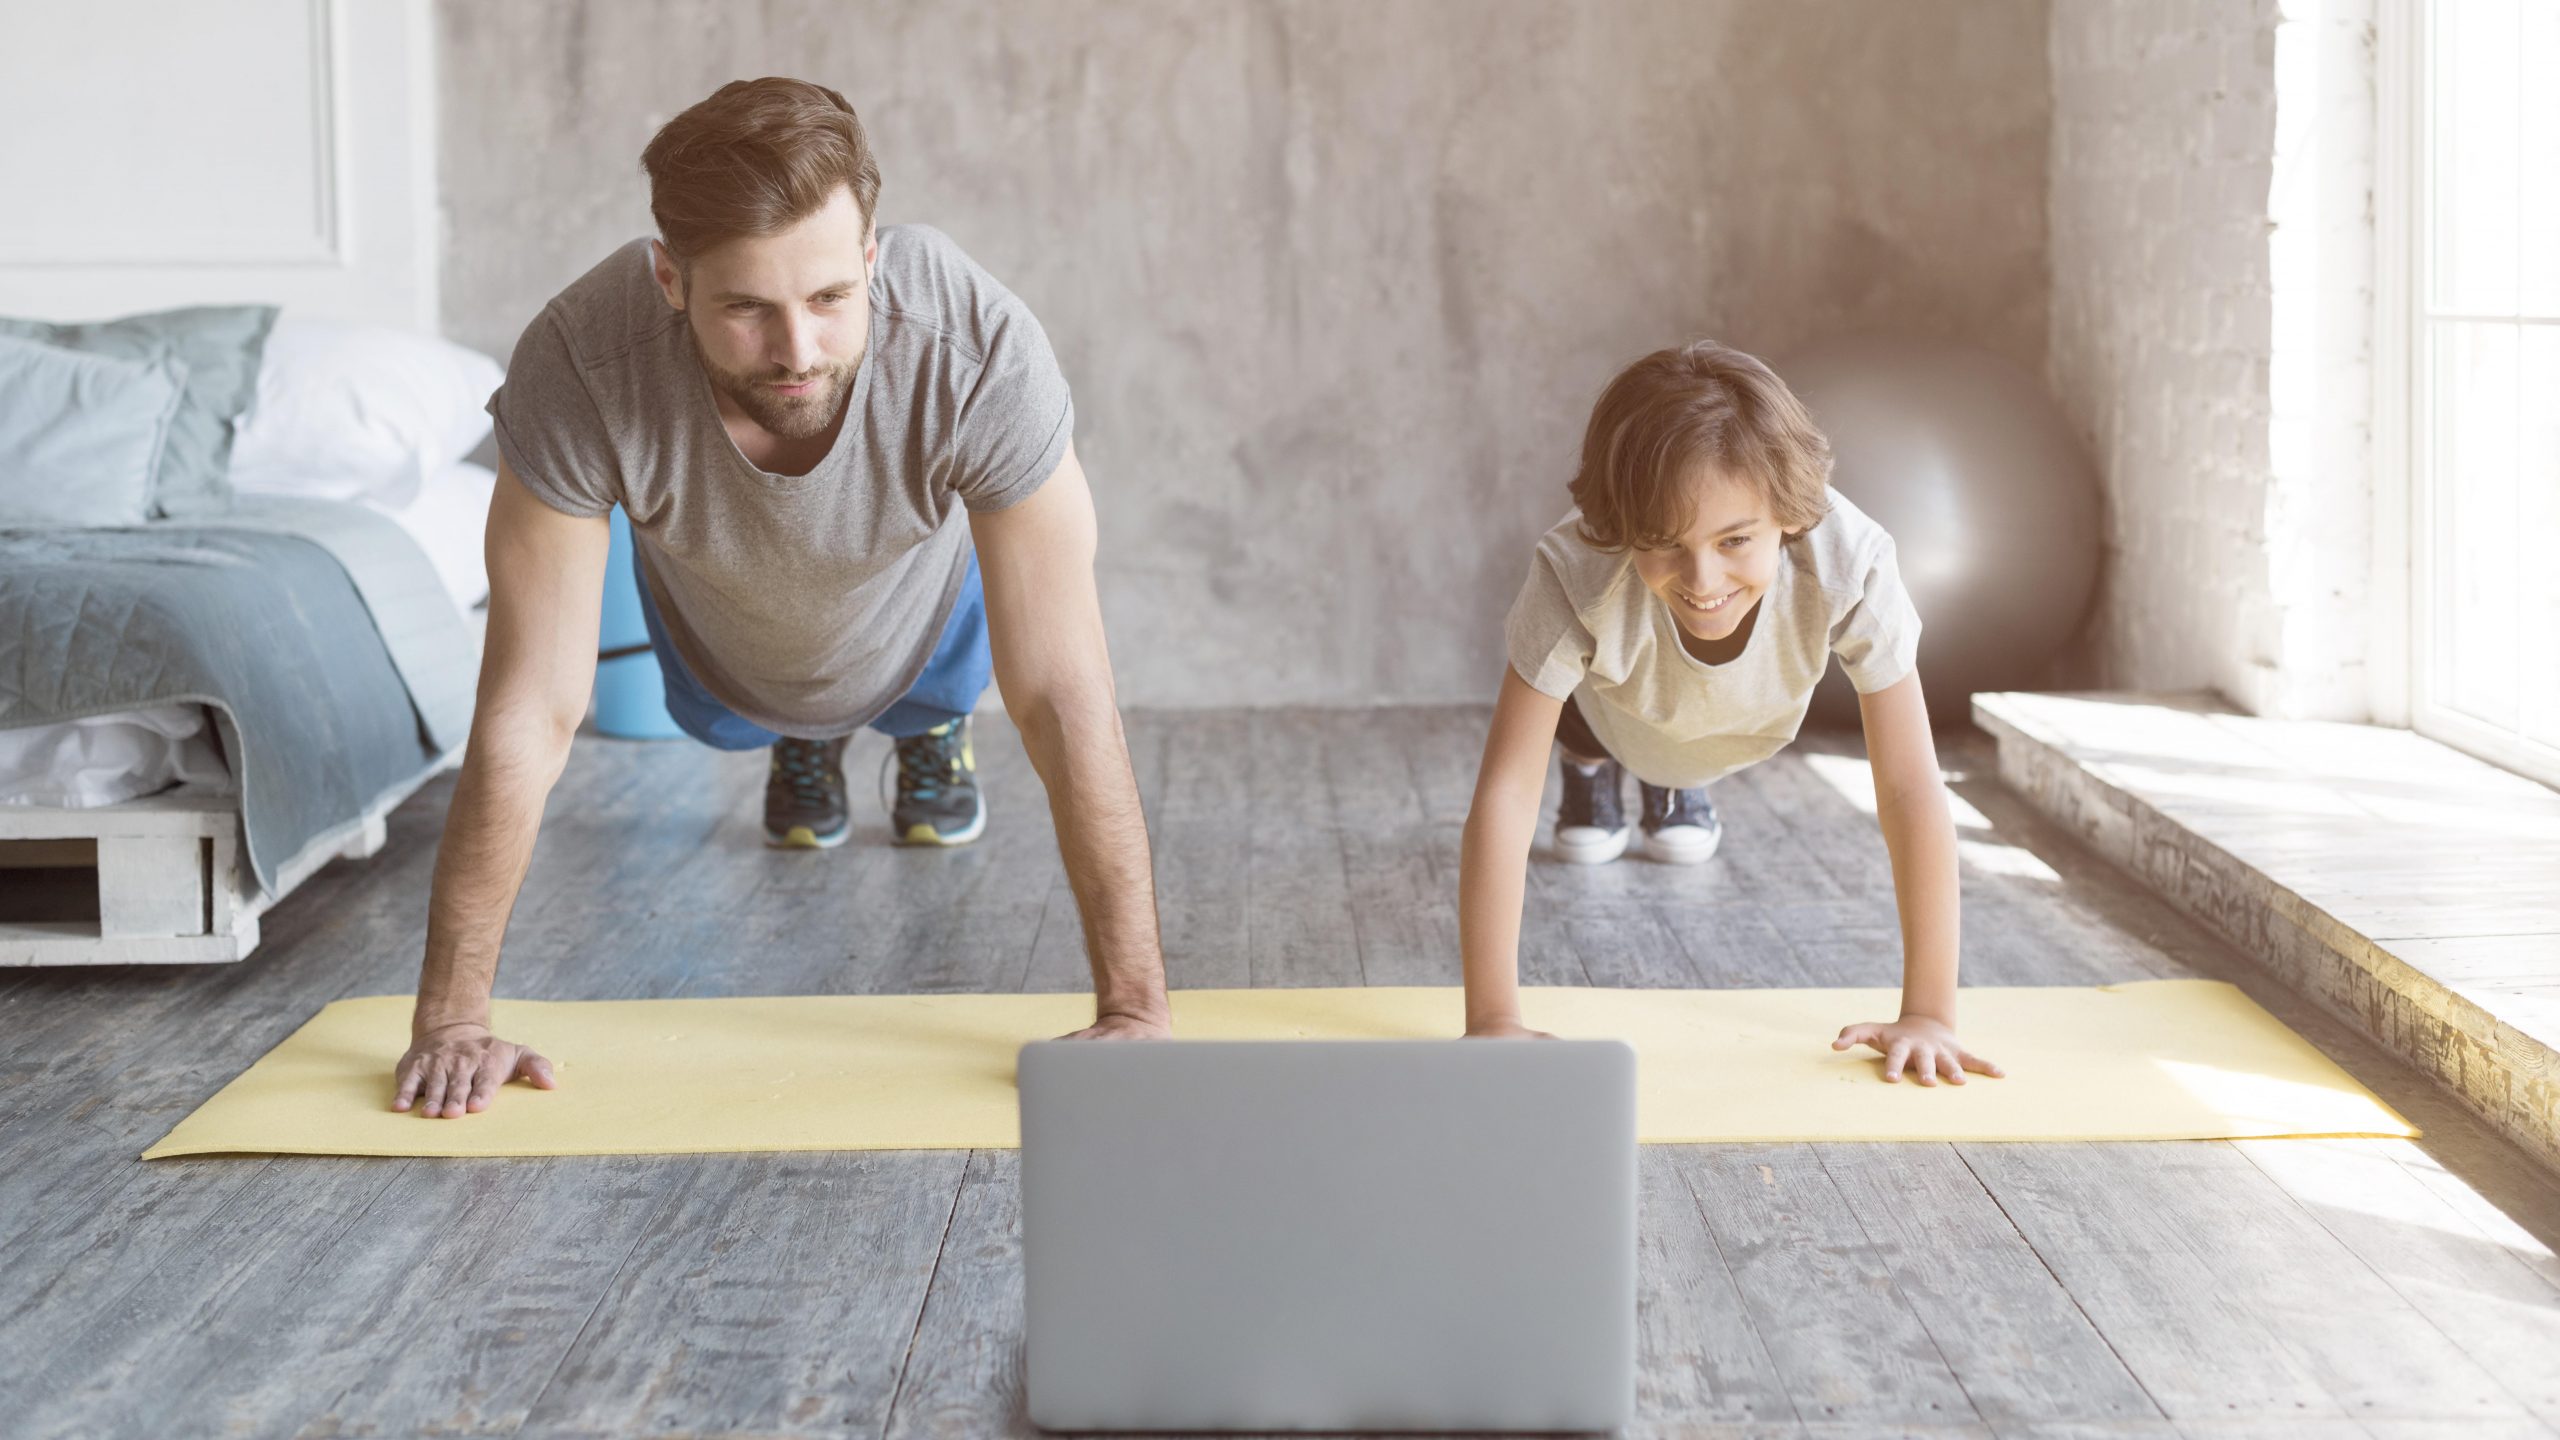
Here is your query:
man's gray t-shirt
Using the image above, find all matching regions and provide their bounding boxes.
[487,223,1073,740]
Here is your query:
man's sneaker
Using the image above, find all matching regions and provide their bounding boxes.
[1554,756,1631,865]
[889,717,986,846]
[1640,782,1721,864]
[765,735,852,849]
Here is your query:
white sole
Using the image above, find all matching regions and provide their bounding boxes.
[1554,825,1631,865]
[764,823,851,850]
[899,794,988,847]
[1644,824,1721,865]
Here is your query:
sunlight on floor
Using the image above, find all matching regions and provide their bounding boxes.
[1801,751,2054,881]
[1957,838,2063,882]
[2241,1138,2560,1271]
[1801,751,1995,831]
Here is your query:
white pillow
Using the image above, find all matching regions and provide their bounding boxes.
[367,458,497,611]
[227,316,504,509]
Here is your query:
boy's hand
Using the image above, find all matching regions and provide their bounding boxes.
[1832,1014,2004,1085]
[1464,1017,1557,1040]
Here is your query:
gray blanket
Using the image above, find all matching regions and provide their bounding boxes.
[0,497,478,899]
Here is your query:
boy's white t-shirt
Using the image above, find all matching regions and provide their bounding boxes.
[1504,486,1922,789]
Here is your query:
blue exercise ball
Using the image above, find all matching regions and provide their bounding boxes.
[595,506,686,740]
[1777,335,2101,728]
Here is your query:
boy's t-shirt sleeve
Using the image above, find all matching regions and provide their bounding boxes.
[1828,532,1924,693]
[485,308,620,519]
[949,290,1075,514]
[1505,548,1596,699]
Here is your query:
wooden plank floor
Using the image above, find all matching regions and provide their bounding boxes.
[4,707,2558,1439]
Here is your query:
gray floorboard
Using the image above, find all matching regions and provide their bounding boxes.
[1244,709,1364,989]
[1,708,2555,1438]
[514,1152,966,1440]
[1676,1143,1976,1426]
[881,1148,1035,1440]
[1814,1143,2162,1428]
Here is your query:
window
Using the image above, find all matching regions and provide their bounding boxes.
[2385,0,2560,787]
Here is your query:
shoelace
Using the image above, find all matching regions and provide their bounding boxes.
[1564,760,1621,829]
[1645,785,1711,829]
[878,723,965,813]
[771,739,842,806]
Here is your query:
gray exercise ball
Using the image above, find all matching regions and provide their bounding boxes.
[1777,335,2100,730]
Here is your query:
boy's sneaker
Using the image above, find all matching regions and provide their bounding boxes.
[1554,756,1631,865]
[765,735,852,849]
[889,717,986,846]
[1640,783,1721,865]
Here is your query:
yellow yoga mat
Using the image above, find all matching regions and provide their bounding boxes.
[141,981,2416,1160]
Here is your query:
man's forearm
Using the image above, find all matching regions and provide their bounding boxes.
[414,736,565,1035]
[1017,696,1167,1020]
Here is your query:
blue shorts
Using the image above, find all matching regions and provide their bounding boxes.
[633,550,993,751]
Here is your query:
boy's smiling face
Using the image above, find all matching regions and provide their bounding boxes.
[1629,468,1793,645]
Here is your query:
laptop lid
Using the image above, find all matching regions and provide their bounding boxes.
[1018,1038,1637,1433]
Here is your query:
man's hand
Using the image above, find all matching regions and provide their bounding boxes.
[1463,1017,1556,1040]
[1059,1010,1172,1041]
[1832,1014,2004,1085]
[392,1021,559,1117]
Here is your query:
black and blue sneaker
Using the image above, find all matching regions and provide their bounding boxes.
[1554,756,1631,865]
[887,717,986,847]
[1639,782,1721,865]
[764,735,852,849]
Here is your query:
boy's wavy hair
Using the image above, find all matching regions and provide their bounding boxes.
[641,77,883,273]
[1567,341,1833,551]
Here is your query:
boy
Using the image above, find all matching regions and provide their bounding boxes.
[1459,342,2003,1087]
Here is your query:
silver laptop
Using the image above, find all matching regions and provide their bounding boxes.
[1017,1038,1637,1434]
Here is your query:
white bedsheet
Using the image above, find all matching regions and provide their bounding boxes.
[0,705,233,808]
[0,462,494,808]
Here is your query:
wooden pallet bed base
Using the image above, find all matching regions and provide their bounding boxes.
[0,745,463,966]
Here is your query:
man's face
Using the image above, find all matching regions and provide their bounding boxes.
[652,185,877,442]
[1628,469,1792,645]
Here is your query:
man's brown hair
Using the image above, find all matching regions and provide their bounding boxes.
[1568,341,1833,551]
[641,77,883,269]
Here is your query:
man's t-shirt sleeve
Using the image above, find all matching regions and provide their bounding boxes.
[1828,533,1924,693]
[948,292,1075,514]
[1505,548,1595,700]
[486,308,620,519]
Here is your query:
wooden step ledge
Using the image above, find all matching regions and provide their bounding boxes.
[1973,690,2560,1175]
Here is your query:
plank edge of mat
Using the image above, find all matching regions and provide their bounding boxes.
[144,1125,2423,1161]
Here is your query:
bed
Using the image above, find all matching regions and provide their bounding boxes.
[0,309,504,964]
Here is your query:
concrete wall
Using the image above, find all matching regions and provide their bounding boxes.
[2046,0,2375,719]
[437,0,2050,708]
[2048,0,2283,709]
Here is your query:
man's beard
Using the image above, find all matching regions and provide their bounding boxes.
[692,331,859,441]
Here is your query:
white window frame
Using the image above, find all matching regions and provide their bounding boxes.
[2376,0,2560,790]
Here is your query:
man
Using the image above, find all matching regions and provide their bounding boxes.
[393,77,1170,1119]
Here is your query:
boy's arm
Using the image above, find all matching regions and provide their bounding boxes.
[1460,669,1566,1036]
[1859,671,1960,1020]
[1837,669,2005,1083]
